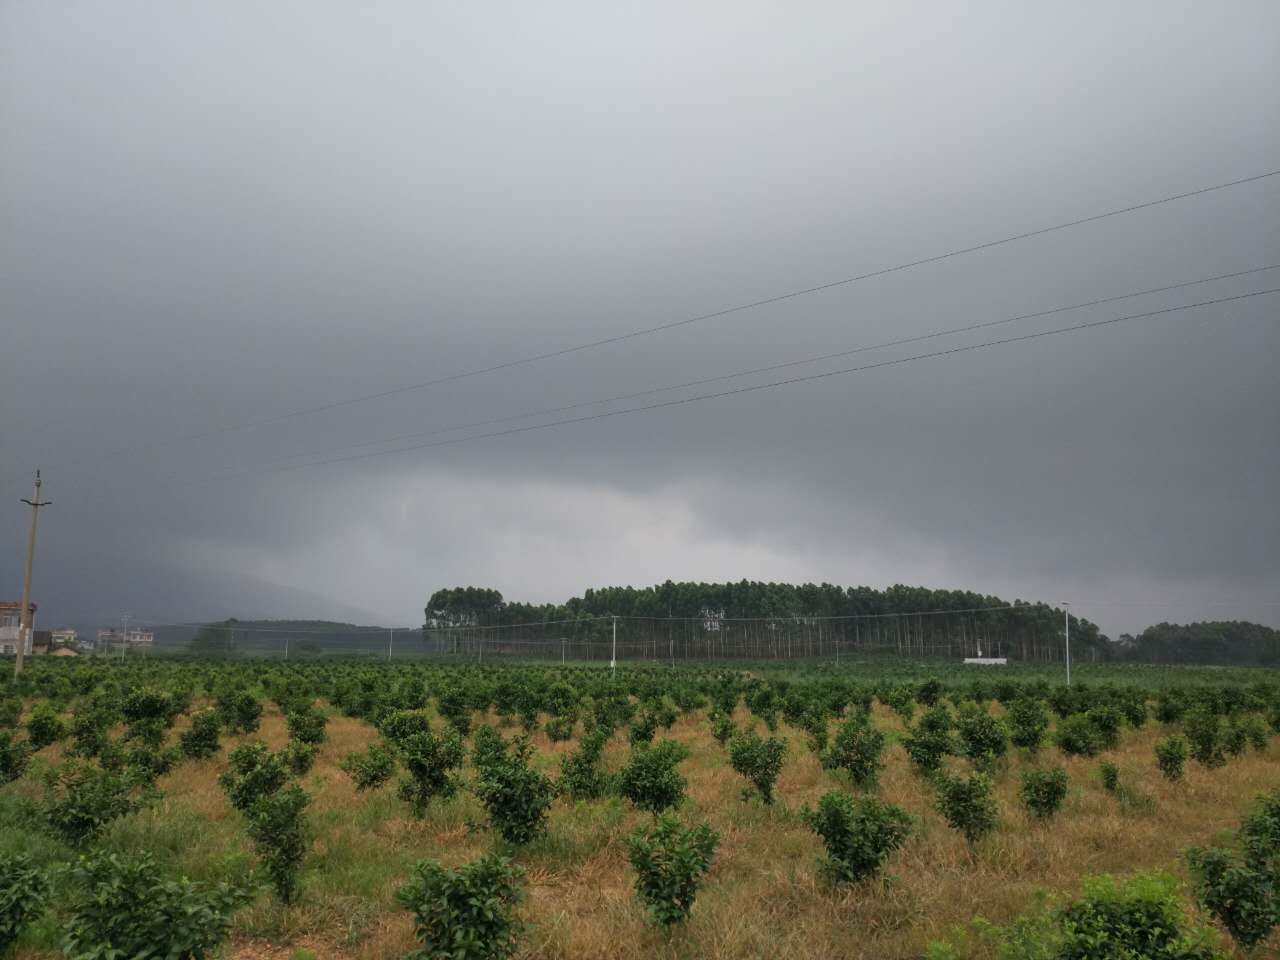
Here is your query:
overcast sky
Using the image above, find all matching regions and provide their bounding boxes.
[2,2,1278,638]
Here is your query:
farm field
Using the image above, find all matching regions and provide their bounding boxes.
[1,656,1278,959]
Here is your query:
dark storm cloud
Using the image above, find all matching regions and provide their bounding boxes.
[2,2,1278,636]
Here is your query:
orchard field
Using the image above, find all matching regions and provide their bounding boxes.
[1,656,1278,959]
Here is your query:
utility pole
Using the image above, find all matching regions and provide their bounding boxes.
[387,628,393,661]
[15,470,51,678]
[610,616,617,675]
[1063,602,1072,687]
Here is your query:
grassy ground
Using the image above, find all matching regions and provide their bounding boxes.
[9,688,1276,960]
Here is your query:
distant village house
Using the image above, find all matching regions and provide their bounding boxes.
[0,601,36,656]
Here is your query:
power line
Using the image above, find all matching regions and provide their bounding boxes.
[208,263,1280,473]
[196,287,1279,482]
[26,168,1280,479]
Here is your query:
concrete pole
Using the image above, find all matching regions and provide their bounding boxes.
[610,616,617,674]
[15,470,50,679]
[1063,602,1072,687]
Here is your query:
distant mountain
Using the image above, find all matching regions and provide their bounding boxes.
[6,543,387,641]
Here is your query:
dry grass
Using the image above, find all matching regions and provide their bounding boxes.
[14,700,1280,959]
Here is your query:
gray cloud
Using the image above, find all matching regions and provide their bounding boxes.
[2,2,1278,638]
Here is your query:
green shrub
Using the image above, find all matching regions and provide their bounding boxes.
[801,792,911,884]
[25,703,66,750]
[246,784,310,903]
[934,772,998,844]
[396,728,466,817]
[0,733,31,785]
[281,739,317,776]
[0,854,48,952]
[1222,719,1248,758]
[981,871,1227,960]
[1099,761,1120,794]
[1154,736,1189,782]
[1019,768,1069,819]
[1055,713,1102,758]
[436,685,474,737]
[710,712,736,746]
[179,709,222,759]
[1240,714,1270,752]
[822,715,885,789]
[216,688,262,734]
[1007,697,1050,753]
[340,742,396,791]
[558,729,610,801]
[62,850,252,960]
[43,762,144,847]
[628,710,659,746]
[955,703,1008,766]
[395,853,524,960]
[618,739,689,814]
[0,700,20,730]
[1240,788,1280,876]
[219,742,290,813]
[625,814,718,926]
[285,704,327,745]
[1085,705,1123,751]
[728,731,786,804]
[473,738,556,845]
[379,709,433,745]
[1186,846,1277,950]
[544,716,574,743]
[1184,708,1226,768]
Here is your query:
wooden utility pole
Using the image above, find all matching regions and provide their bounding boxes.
[15,470,51,678]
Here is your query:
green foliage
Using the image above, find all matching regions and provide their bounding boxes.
[955,703,1009,766]
[473,737,556,845]
[543,716,574,742]
[219,741,290,813]
[1086,705,1123,751]
[340,742,396,791]
[281,738,317,776]
[395,853,525,960]
[1019,767,1069,819]
[934,772,998,844]
[42,762,144,847]
[1154,736,1189,782]
[625,814,718,926]
[0,854,48,953]
[246,784,310,903]
[710,712,735,746]
[178,708,222,759]
[821,714,885,789]
[285,703,328,745]
[1185,846,1277,949]
[727,730,786,803]
[25,703,66,750]
[1055,713,1102,758]
[62,850,253,960]
[1240,788,1280,876]
[215,687,262,734]
[801,792,911,884]
[1184,708,1226,768]
[396,727,466,817]
[0,733,30,785]
[558,729,610,801]
[1007,697,1050,752]
[1099,761,1120,794]
[962,872,1227,960]
[618,739,689,814]
[627,710,659,746]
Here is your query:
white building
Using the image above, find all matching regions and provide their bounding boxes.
[0,601,36,656]
[95,627,155,654]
